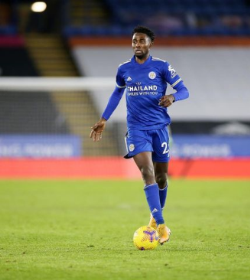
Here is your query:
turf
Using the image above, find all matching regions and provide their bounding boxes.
[0,179,249,280]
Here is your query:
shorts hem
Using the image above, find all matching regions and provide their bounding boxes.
[124,150,153,159]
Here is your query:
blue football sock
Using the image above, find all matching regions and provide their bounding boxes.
[159,183,168,210]
[144,183,164,225]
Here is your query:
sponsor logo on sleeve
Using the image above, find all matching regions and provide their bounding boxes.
[168,65,177,78]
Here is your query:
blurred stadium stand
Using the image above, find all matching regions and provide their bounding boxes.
[1,0,250,36]
[0,91,69,134]
[0,0,250,179]
[0,0,121,156]
[64,0,250,36]
[0,45,38,76]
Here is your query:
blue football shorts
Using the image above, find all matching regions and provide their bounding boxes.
[124,126,170,162]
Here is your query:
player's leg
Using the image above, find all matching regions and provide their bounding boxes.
[149,127,171,243]
[154,161,169,208]
[124,129,168,244]
[152,162,171,243]
[154,161,171,241]
[151,127,170,209]
[133,152,165,226]
[133,151,155,185]
[148,161,169,229]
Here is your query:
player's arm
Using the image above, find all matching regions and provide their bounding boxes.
[90,86,125,141]
[102,86,125,121]
[159,63,189,107]
[90,66,126,141]
[159,82,189,107]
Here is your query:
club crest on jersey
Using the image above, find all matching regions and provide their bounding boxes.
[129,144,135,152]
[148,71,156,79]
[168,65,177,78]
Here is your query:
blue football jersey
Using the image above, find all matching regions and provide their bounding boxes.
[116,55,183,130]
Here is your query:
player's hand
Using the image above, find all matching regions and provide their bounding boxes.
[158,94,175,107]
[89,118,107,141]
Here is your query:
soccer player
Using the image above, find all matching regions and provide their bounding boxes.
[90,26,189,245]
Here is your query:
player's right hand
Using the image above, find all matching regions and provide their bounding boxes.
[158,94,175,107]
[89,118,107,141]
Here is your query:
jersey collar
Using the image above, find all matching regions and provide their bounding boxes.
[132,55,152,66]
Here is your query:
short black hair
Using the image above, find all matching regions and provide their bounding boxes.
[132,26,155,42]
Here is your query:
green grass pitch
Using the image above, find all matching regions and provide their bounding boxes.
[0,179,249,280]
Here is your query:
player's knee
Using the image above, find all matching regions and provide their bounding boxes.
[155,173,167,189]
[140,166,155,184]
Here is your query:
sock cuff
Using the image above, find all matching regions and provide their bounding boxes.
[144,183,158,190]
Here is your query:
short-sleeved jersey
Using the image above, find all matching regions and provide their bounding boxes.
[116,55,183,130]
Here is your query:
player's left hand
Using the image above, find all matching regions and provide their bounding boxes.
[90,118,106,142]
[158,94,175,107]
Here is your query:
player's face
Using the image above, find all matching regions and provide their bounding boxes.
[132,33,152,60]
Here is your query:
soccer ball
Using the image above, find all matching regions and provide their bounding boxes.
[133,226,159,250]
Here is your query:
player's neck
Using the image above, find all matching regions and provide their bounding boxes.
[135,54,150,64]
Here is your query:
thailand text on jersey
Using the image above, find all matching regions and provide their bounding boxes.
[116,55,183,130]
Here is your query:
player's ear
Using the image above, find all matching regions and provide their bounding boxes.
[149,36,154,45]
